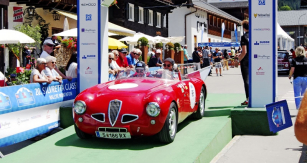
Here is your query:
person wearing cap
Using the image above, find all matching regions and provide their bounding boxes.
[43,56,63,84]
[40,39,55,59]
[46,36,61,49]
[132,61,152,77]
[163,58,175,72]
[116,48,129,68]
[30,58,52,84]
[148,49,162,67]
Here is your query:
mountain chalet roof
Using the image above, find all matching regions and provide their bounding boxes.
[279,10,307,26]
[192,0,242,23]
[209,1,249,9]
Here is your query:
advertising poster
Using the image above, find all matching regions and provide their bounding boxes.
[265,100,292,133]
[78,0,100,92]
[0,79,77,147]
[13,7,23,22]
[250,0,277,107]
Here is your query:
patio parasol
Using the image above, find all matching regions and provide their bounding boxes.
[108,37,127,49]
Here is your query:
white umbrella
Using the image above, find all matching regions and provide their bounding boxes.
[153,36,170,44]
[53,28,118,37]
[0,29,35,44]
[119,32,155,45]
[63,17,70,39]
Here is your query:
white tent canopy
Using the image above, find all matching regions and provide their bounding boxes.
[277,23,295,50]
[119,32,155,45]
[0,29,35,44]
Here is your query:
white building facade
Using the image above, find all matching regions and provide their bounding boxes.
[169,1,242,57]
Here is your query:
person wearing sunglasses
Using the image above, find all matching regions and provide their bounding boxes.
[148,49,163,67]
[163,58,175,71]
[40,39,55,59]
[126,49,137,68]
[43,56,63,84]
[109,53,119,75]
[116,48,129,68]
[30,58,52,84]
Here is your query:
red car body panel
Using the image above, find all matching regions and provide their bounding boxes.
[74,75,205,137]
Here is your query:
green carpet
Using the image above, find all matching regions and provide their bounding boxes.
[0,93,274,163]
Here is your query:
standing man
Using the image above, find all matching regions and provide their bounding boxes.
[202,46,211,75]
[183,45,189,64]
[40,39,55,58]
[148,49,163,67]
[238,20,249,105]
[192,47,202,70]
[213,48,223,76]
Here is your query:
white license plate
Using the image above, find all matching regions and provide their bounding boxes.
[95,131,131,139]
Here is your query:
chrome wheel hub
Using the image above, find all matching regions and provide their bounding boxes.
[168,108,176,137]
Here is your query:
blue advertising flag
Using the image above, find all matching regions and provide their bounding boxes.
[265,100,292,133]
[221,23,225,42]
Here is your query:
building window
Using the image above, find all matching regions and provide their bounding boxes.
[156,12,161,28]
[148,10,153,26]
[128,3,134,21]
[139,7,143,24]
[163,14,166,27]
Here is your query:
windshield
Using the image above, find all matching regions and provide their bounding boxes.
[278,52,288,59]
[116,69,180,81]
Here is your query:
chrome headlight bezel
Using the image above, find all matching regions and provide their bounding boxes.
[74,100,87,115]
[146,102,161,117]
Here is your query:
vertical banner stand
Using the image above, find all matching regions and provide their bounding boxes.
[249,0,277,107]
[78,0,111,93]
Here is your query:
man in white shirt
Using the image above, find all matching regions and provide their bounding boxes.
[40,39,55,59]
[44,56,62,84]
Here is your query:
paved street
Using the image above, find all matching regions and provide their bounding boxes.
[207,67,305,163]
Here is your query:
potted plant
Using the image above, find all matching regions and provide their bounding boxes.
[138,37,149,64]
[165,42,175,59]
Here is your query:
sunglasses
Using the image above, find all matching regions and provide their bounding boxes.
[163,64,171,68]
[51,62,56,64]
[46,44,54,47]
[136,69,144,73]
[109,58,114,60]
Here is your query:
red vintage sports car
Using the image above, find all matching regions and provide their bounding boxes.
[73,69,207,143]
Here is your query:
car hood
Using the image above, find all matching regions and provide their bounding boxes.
[83,78,171,97]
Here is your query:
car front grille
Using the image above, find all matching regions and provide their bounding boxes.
[278,64,284,69]
[98,127,127,132]
[121,114,139,124]
[108,100,122,126]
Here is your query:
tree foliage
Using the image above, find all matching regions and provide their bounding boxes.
[8,24,41,56]
[278,0,300,10]
[280,5,292,11]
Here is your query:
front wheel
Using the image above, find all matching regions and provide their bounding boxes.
[74,124,92,139]
[192,87,205,119]
[158,102,177,144]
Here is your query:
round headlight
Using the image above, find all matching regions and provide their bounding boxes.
[146,102,160,117]
[74,101,86,115]
[285,63,289,68]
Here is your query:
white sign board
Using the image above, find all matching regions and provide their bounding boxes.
[78,0,109,93]
[231,31,241,42]
[208,0,248,3]
[250,0,277,107]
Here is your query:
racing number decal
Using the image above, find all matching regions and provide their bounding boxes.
[189,82,196,109]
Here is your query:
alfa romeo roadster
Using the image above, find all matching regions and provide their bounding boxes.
[73,69,207,143]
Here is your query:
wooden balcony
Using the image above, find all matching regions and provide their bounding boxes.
[208,25,231,39]
[10,0,77,13]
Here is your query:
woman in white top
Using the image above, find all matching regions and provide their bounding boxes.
[44,56,63,84]
[66,52,78,79]
[111,50,121,70]
[30,58,52,83]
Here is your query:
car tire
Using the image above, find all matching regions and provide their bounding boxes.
[74,124,91,139]
[158,102,177,144]
[192,87,205,119]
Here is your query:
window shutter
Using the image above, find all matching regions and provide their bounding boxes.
[161,14,164,28]
[134,6,138,22]
[126,3,129,20]
[144,9,148,24]
[153,11,157,27]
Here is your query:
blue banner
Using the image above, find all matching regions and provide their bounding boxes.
[0,79,77,115]
[266,100,292,133]
[198,42,240,48]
